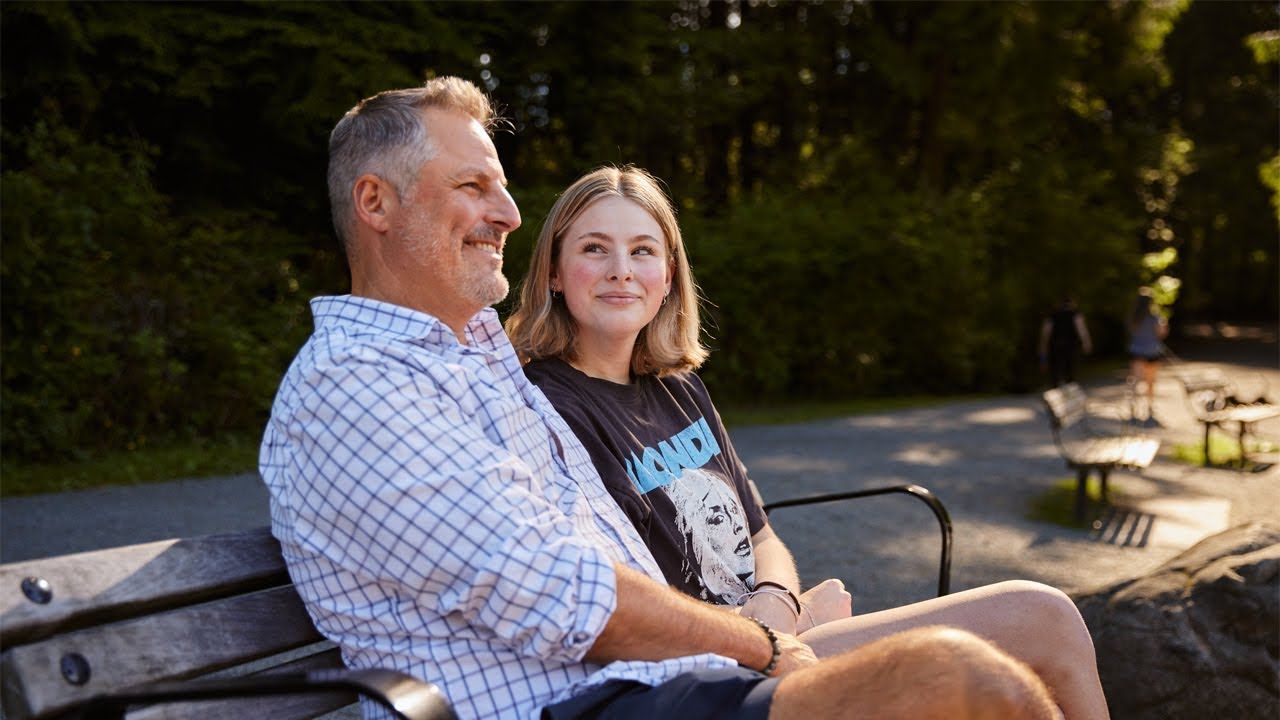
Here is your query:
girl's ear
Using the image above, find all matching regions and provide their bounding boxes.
[549,268,561,292]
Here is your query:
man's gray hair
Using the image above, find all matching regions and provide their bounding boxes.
[327,77,495,250]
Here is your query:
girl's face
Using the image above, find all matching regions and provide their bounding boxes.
[700,484,750,560]
[552,196,672,355]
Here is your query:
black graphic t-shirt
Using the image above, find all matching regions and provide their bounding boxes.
[525,358,767,605]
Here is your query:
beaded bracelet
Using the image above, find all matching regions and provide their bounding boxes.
[740,616,781,677]
[753,580,802,616]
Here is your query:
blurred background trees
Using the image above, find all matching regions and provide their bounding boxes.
[3,0,1276,463]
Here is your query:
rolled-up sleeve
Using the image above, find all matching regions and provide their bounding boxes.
[285,349,618,661]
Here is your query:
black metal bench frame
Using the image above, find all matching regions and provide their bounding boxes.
[763,485,952,597]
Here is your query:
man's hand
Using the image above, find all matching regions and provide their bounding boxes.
[772,630,820,676]
[797,578,852,633]
[591,564,823,675]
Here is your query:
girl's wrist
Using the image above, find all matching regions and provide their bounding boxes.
[739,593,798,635]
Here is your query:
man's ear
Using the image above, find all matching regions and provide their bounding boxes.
[352,174,396,233]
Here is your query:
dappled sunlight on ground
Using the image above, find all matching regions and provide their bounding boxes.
[891,444,960,466]
[1017,443,1066,461]
[1100,496,1231,549]
[749,455,847,474]
[962,406,1038,425]
[842,411,967,432]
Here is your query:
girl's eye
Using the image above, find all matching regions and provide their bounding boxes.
[633,246,657,256]
[583,243,606,254]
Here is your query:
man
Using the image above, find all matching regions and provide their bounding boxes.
[1039,297,1093,388]
[261,77,1060,720]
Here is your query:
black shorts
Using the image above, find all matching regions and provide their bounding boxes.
[542,667,780,720]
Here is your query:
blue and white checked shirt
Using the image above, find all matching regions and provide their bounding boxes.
[260,295,733,720]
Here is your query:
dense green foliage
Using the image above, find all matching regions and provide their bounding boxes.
[2,1,1276,464]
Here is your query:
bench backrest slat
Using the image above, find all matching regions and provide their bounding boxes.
[1177,369,1233,420]
[1042,383,1088,431]
[0,527,288,646]
[1178,368,1228,394]
[2,585,323,719]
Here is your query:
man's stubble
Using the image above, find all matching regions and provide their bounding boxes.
[401,199,510,310]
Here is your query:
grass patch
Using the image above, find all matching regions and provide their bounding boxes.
[2,435,260,498]
[1027,476,1123,529]
[1169,436,1278,466]
[719,394,987,427]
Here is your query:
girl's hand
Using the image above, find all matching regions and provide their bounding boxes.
[797,578,852,632]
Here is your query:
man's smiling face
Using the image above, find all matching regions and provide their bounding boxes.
[392,107,521,328]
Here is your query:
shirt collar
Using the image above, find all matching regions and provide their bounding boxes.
[310,295,503,350]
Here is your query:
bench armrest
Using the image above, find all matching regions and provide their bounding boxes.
[73,668,457,720]
[763,484,952,597]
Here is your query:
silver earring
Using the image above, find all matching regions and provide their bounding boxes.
[550,289,562,300]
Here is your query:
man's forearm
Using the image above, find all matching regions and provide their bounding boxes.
[586,563,776,671]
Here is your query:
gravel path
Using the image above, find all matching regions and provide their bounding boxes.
[739,355,1280,612]
[4,340,1276,616]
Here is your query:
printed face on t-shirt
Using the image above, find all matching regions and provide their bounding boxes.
[664,467,755,602]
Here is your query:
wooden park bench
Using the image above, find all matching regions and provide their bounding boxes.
[1042,383,1160,521]
[0,527,456,720]
[1,487,952,719]
[1175,367,1279,468]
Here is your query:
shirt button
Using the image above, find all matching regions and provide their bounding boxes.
[572,632,592,644]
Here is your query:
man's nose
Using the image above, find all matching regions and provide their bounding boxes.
[488,186,521,233]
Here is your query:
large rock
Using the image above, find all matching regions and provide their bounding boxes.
[1073,522,1279,719]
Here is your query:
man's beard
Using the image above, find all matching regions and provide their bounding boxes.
[459,225,509,307]
[401,203,509,309]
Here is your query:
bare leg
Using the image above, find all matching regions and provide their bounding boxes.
[797,581,1108,720]
[1126,360,1143,420]
[771,626,1059,720]
[1141,360,1159,416]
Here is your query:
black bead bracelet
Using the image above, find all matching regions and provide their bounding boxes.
[742,616,781,677]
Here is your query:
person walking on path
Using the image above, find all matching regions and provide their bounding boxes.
[1128,287,1169,425]
[1039,297,1093,387]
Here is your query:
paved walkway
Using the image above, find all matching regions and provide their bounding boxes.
[739,354,1279,611]
[4,338,1277,615]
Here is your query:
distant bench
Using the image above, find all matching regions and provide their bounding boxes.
[0,527,456,720]
[1176,367,1280,468]
[1042,383,1160,521]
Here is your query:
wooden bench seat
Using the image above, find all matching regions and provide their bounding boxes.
[1062,435,1160,469]
[1042,383,1161,521]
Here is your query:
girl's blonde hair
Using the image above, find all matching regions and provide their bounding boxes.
[506,165,707,375]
